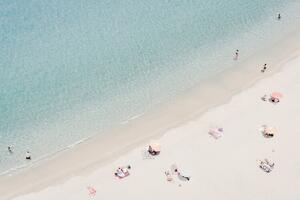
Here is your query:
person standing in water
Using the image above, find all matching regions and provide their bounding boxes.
[277,13,281,20]
[234,49,239,60]
[8,145,13,153]
[261,63,267,73]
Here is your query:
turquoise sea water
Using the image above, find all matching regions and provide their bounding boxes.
[1,0,300,173]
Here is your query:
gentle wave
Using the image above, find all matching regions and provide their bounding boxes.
[120,113,145,125]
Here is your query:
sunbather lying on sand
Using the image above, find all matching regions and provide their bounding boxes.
[114,165,131,178]
[178,173,190,181]
[170,164,191,181]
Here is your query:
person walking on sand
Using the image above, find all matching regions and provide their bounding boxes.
[234,49,239,60]
[261,63,267,73]
[277,13,281,20]
[26,151,31,160]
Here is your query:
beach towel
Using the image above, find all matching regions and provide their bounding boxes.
[209,127,224,139]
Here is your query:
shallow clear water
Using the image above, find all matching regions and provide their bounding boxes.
[0,0,300,173]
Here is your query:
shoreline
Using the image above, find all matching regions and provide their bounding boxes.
[2,23,300,200]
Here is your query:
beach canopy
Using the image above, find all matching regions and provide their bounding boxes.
[271,92,283,99]
[149,142,161,152]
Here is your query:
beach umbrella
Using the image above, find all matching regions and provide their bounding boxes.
[149,142,161,152]
[271,92,283,99]
[264,127,277,135]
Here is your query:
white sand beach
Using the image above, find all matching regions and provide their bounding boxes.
[1,45,300,199]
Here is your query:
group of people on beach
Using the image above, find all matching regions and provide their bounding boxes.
[114,145,191,186]
[234,49,268,72]
[233,13,282,73]
[261,13,281,72]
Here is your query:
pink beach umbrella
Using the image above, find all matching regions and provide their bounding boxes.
[271,92,283,99]
[149,142,161,152]
[264,127,277,135]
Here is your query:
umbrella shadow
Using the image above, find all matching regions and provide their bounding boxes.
[141,150,155,160]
